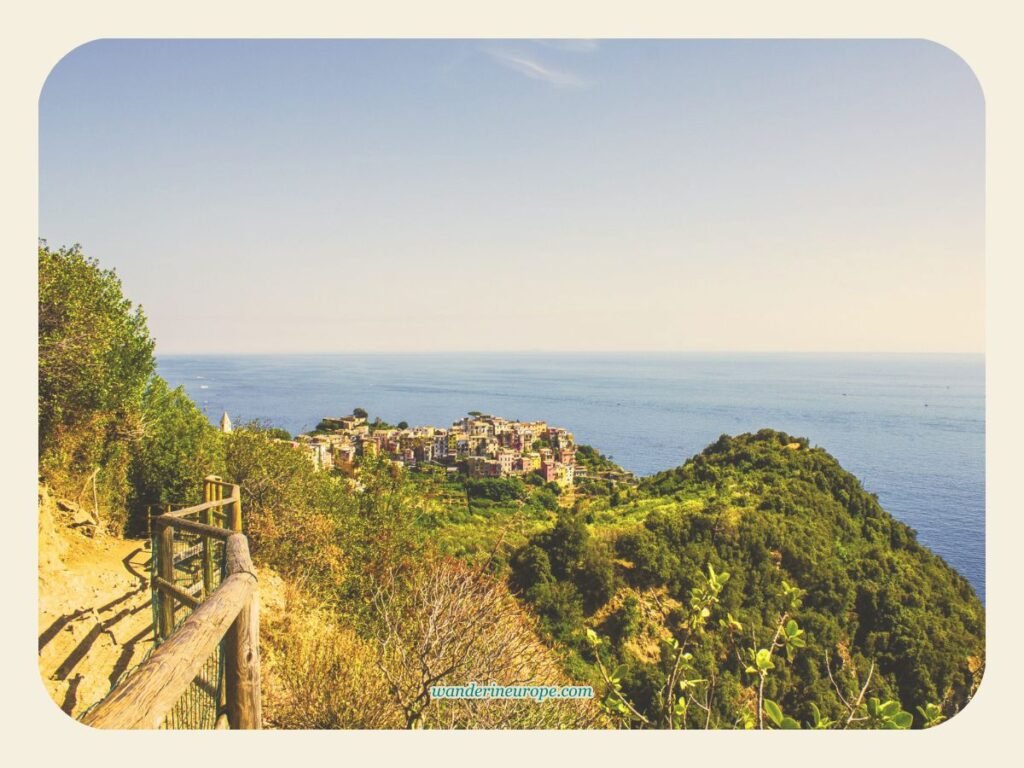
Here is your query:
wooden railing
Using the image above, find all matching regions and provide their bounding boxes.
[82,477,261,729]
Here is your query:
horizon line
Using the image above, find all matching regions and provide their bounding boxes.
[155,349,986,357]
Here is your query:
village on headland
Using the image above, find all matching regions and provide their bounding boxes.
[219,409,635,489]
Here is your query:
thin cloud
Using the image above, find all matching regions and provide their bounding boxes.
[484,48,587,89]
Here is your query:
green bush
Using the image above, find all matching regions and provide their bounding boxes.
[128,376,225,534]
[465,477,527,503]
[510,544,553,593]
[605,594,643,643]
[527,580,584,642]
[577,542,617,613]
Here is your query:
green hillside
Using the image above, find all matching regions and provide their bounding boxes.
[509,429,984,728]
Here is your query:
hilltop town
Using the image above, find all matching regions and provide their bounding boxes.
[274,411,587,487]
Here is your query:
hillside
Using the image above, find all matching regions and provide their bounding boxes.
[36,244,984,729]
[507,429,984,728]
[37,486,154,718]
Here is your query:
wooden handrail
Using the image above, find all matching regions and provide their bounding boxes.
[153,515,235,540]
[82,534,260,729]
[223,533,261,729]
[153,576,202,610]
[162,495,237,520]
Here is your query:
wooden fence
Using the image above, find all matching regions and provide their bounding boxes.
[82,477,261,729]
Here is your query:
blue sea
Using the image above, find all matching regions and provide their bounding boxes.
[157,353,985,601]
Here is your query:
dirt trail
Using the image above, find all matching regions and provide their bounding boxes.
[38,490,156,720]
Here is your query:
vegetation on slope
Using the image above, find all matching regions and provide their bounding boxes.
[38,243,224,534]
[509,429,984,728]
[38,242,600,728]
[38,242,984,729]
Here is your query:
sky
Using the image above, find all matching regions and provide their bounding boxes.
[39,39,984,355]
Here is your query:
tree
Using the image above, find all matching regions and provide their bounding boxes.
[262,426,292,441]
[527,580,584,642]
[353,407,368,419]
[577,542,617,613]
[373,557,590,728]
[129,376,225,533]
[509,544,553,593]
[536,513,588,579]
[465,477,526,503]
[222,425,350,591]
[38,243,155,459]
[38,242,156,532]
[533,487,559,511]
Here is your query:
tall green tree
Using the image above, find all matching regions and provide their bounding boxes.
[38,243,156,531]
[38,242,155,462]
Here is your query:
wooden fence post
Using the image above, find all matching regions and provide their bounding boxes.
[82,549,258,729]
[223,534,261,728]
[157,523,175,641]
[230,483,242,533]
[202,478,214,597]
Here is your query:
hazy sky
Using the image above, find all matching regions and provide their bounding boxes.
[39,39,984,354]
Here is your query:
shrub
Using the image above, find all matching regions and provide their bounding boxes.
[510,544,553,593]
[262,580,400,728]
[465,477,527,503]
[129,376,225,534]
[577,542,617,613]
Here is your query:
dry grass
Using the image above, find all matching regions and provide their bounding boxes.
[261,567,607,729]
[261,577,402,729]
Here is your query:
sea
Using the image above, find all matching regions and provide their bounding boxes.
[157,353,985,602]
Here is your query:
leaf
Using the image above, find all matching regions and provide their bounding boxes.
[785,619,799,637]
[890,711,913,729]
[809,702,821,726]
[879,700,900,718]
[867,697,880,718]
[585,628,600,646]
[780,716,801,730]
[764,699,783,726]
[755,648,775,671]
[917,703,944,727]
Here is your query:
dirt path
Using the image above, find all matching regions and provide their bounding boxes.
[38,523,156,720]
